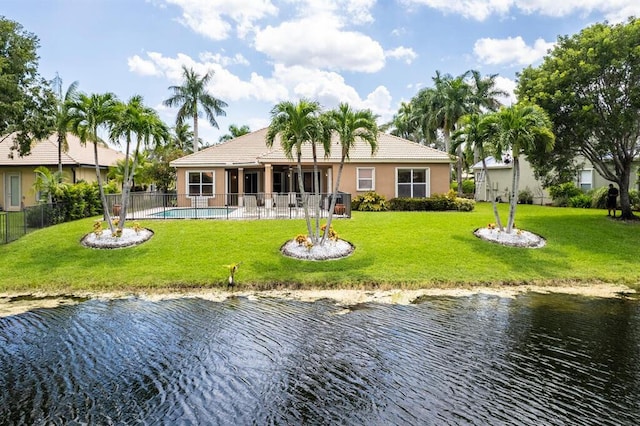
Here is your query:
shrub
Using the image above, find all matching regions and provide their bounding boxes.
[590,186,609,209]
[518,187,533,204]
[569,193,592,208]
[387,193,467,212]
[351,191,387,211]
[451,179,475,195]
[454,197,476,212]
[549,182,582,207]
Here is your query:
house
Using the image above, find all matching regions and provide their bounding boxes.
[473,155,640,204]
[170,128,452,208]
[0,132,125,211]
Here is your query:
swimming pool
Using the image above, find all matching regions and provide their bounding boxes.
[149,207,236,219]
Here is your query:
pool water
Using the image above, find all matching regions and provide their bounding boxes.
[150,207,236,218]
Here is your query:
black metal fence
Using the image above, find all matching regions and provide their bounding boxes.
[105,192,352,220]
[0,203,66,245]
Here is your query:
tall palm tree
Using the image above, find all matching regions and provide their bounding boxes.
[266,99,322,241]
[453,113,503,230]
[110,95,169,230]
[68,92,120,233]
[169,123,195,153]
[468,71,507,113]
[219,124,251,143]
[482,103,555,233]
[51,74,79,175]
[323,103,378,244]
[163,66,227,152]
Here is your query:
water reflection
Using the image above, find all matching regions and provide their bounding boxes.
[0,294,639,424]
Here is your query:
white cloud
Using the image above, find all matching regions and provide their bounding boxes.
[473,36,554,66]
[385,46,418,64]
[162,0,277,39]
[400,0,640,22]
[199,52,250,67]
[254,16,386,72]
[286,0,376,25]
[127,55,160,76]
[494,75,517,105]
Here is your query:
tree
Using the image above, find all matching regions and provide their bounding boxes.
[323,103,378,244]
[68,92,120,233]
[453,113,503,230]
[481,103,555,233]
[50,74,79,174]
[110,95,169,231]
[266,99,322,242]
[219,124,250,143]
[163,66,227,152]
[517,18,640,220]
[32,166,66,204]
[0,17,55,155]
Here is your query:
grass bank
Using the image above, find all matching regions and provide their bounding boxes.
[1,203,638,293]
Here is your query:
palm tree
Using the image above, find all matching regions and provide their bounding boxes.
[33,166,67,204]
[51,74,79,175]
[468,71,507,113]
[453,113,503,230]
[266,99,322,241]
[482,103,555,233]
[163,66,227,152]
[110,95,169,230]
[323,103,378,244]
[68,92,120,233]
[219,124,250,143]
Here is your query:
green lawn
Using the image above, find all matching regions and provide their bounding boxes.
[1,203,638,293]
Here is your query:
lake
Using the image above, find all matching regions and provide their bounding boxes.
[1,293,639,424]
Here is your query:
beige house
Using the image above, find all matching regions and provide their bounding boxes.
[473,155,640,204]
[170,128,452,208]
[0,132,124,211]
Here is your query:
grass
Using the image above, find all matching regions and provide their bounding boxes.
[1,202,639,294]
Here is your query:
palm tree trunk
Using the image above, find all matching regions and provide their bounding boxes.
[193,115,199,152]
[506,157,520,233]
[322,158,345,244]
[57,134,63,175]
[297,151,313,240]
[118,136,132,232]
[312,143,321,241]
[456,146,463,196]
[482,159,503,231]
[94,140,114,234]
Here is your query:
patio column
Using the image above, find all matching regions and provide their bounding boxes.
[326,167,333,194]
[264,163,273,208]
[238,168,244,206]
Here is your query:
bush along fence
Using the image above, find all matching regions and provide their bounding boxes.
[0,203,68,244]
[351,191,476,212]
[104,192,352,220]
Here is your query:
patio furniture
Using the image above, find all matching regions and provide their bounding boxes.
[244,195,260,217]
[274,194,290,217]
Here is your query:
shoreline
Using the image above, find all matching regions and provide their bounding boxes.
[1,283,636,318]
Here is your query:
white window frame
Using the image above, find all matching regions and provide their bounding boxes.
[357,167,375,191]
[186,170,216,198]
[578,169,593,191]
[395,167,430,198]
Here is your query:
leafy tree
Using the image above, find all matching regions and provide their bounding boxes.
[0,16,55,155]
[481,103,555,233]
[163,66,227,152]
[323,103,378,243]
[50,74,79,174]
[266,99,322,242]
[219,124,250,142]
[517,18,640,220]
[68,92,120,233]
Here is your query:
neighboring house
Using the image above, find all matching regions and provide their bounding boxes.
[0,132,124,211]
[473,155,640,204]
[170,128,452,208]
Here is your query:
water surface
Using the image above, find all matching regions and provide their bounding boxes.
[1,293,639,425]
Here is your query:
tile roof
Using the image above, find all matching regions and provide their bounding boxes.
[171,128,452,167]
[0,132,124,167]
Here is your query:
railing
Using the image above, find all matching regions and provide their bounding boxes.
[0,203,66,245]
[105,192,352,220]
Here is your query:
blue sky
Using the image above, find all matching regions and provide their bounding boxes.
[4,0,639,144]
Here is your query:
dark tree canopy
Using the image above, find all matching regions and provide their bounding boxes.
[0,16,55,156]
[517,17,640,219]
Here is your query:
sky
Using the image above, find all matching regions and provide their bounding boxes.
[3,0,640,145]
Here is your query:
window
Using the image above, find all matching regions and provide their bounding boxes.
[357,168,375,191]
[188,171,214,196]
[397,168,429,198]
[579,170,593,191]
